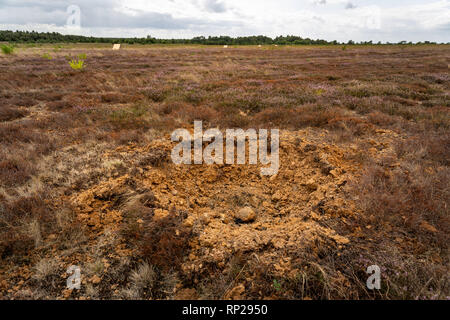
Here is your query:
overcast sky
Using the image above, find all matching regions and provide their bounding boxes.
[0,0,449,42]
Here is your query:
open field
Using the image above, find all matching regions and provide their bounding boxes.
[0,44,449,300]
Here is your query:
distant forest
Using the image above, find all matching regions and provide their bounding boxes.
[0,30,443,45]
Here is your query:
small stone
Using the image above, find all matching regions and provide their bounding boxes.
[184,216,194,227]
[303,178,318,191]
[220,213,232,224]
[272,191,283,201]
[202,211,215,224]
[62,289,72,299]
[90,275,101,284]
[234,207,256,223]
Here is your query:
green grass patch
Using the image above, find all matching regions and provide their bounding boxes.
[1,44,14,55]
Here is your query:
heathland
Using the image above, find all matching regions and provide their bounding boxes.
[0,44,448,299]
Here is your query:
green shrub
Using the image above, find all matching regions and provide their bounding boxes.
[1,44,14,55]
[69,59,85,70]
[273,279,282,292]
[42,53,52,60]
[68,53,86,70]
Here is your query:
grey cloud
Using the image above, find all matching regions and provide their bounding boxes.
[345,2,357,9]
[0,0,448,43]
[438,22,450,31]
[312,16,325,23]
[82,8,193,29]
[0,0,236,29]
[203,0,227,13]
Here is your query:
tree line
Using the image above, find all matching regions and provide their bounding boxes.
[0,30,442,45]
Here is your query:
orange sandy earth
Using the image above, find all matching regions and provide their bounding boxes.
[4,125,403,299]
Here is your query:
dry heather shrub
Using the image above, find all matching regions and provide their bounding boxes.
[175,105,219,124]
[0,122,55,154]
[215,91,272,115]
[0,123,36,145]
[55,208,72,230]
[34,91,64,103]
[46,100,74,111]
[33,258,59,281]
[85,284,99,299]
[252,107,292,127]
[197,247,356,300]
[0,194,56,258]
[396,134,450,166]
[7,96,36,107]
[242,251,353,300]
[112,129,146,145]
[254,105,346,129]
[142,86,168,102]
[183,89,206,105]
[344,84,373,98]
[195,253,248,299]
[363,247,449,299]
[27,257,62,299]
[367,111,400,126]
[160,272,178,297]
[327,116,375,138]
[353,162,449,247]
[0,106,29,121]
[101,92,135,104]
[108,105,152,130]
[31,112,75,131]
[140,209,193,272]
[138,147,169,167]
[156,101,185,115]
[346,128,450,299]
[423,135,450,166]
[0,157,35,187]
[219,112,250,128]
